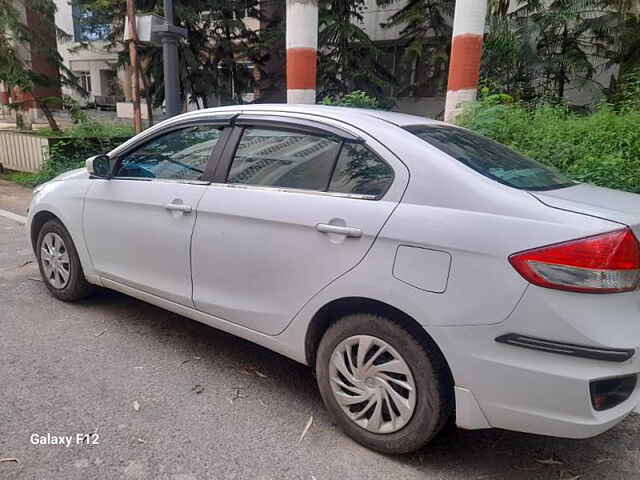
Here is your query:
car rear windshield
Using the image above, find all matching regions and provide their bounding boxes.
[405,125,575,191]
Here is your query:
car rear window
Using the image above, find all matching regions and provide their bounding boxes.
[405,125,575,191]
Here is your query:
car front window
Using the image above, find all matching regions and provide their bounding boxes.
[116,126,222,181]
[405,125,575,191]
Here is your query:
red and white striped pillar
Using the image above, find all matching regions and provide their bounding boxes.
[444,0,488,122]
[286,0,318,104]
[0,82,8,106]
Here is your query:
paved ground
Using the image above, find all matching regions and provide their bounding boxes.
[0,179,32,217]
[2,180,640,479]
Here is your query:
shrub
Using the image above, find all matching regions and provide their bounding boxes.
[607,69,640,113]
[3,122,132,187]
[45,136,128,180]
[62,95,89,124]
[321,90,383,110]
[457,100,640,193]
[36,121,133,139]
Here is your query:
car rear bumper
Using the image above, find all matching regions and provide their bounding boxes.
[433,285,640,438]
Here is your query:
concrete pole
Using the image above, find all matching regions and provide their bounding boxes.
[162,0,181,117]
[286,0,318,104]
[126,0,142,133]
[444,0,488,123]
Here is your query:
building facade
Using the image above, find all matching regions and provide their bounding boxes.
[0,2,62,124]
[54,0,129,107]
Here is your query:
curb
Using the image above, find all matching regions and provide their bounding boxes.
[0,208,27,225]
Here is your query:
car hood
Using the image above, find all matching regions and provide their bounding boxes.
[531,183,640,236]
[52,168,89,182]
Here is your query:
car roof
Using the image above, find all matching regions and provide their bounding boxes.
[176,104,446,128]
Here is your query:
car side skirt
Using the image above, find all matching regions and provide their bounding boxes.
[100,277,308,364]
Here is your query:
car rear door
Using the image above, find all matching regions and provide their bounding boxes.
[83,121,230,306]
[191,114,409,335]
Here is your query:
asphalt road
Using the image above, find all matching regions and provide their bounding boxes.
[1,181,640,479]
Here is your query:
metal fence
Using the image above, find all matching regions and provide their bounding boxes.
[0,131,48,173]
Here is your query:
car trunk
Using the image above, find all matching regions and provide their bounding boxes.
[530,183,640,237]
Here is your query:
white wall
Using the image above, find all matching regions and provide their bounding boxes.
[54,0,121,102]
[361,0,406,42]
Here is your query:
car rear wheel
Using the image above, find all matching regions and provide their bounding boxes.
[36,219,94,301]
[315,313,453,454]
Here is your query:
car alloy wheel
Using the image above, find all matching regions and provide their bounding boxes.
[329,334,417,434]
[40,232,71,289]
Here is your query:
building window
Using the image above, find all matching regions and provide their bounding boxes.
[75,72,92,94]
[72,3,112,42]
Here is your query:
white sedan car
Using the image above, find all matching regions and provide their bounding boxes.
[28,105,640,453]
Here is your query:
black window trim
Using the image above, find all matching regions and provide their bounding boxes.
[211,117,394,200]
[109,119,233,183]
[233,114,364,142]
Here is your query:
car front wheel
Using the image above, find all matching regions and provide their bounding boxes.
[315,313,453,454]
[36,219,94,301]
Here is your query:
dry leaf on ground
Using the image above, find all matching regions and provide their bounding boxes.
[298,416,313,444]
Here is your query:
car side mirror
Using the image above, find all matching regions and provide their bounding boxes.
[86,154,112,179]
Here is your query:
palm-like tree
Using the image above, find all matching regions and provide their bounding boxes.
[317,0,395,101]
[376,0,454,97]
[483,0,631,100]
[593,0,640,77]
[514,0,610,98]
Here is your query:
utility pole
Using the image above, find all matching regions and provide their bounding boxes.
[126,0,142,133]
[153,0,186,117]
[444,0,488,122]
[285,0,318,104]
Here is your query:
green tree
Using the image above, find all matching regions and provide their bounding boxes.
[518,0,607,98]
[376,0,454,97]
[481,10,539,100]
[317,0,395,102]
[74,0,265,111]
[594,0,640,103]
[0,0,82,130]
[482,0,619,101]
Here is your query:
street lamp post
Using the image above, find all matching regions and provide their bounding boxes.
[153,0,186,118]
[126,0,142,133]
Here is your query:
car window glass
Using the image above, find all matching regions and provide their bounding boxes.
[227,127,341,191]
[116,126,222,180]
[328,143,394,197]
[406,125,574,191]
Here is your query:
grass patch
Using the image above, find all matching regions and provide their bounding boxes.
[457,101,640,193]
[2,121,132,187]
[35,121,134,139]
[1,170,44,187]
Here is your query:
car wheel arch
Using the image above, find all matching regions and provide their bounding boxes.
[30,210,61,252]
[304,296,455,386]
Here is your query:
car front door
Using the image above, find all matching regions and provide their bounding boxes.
[191,116,408,335]
[83,123,227,306]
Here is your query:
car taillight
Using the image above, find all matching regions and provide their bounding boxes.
[509,227,640,293]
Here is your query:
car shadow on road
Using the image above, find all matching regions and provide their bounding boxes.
[84,288,640,480]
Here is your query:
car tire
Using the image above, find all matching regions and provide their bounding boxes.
[315,313,453,454]
[36,219,95,302]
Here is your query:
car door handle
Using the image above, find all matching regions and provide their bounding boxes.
[164,203,192,213]
[316,223,363,238]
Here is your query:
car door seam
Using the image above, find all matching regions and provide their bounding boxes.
[272,162,412,337]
